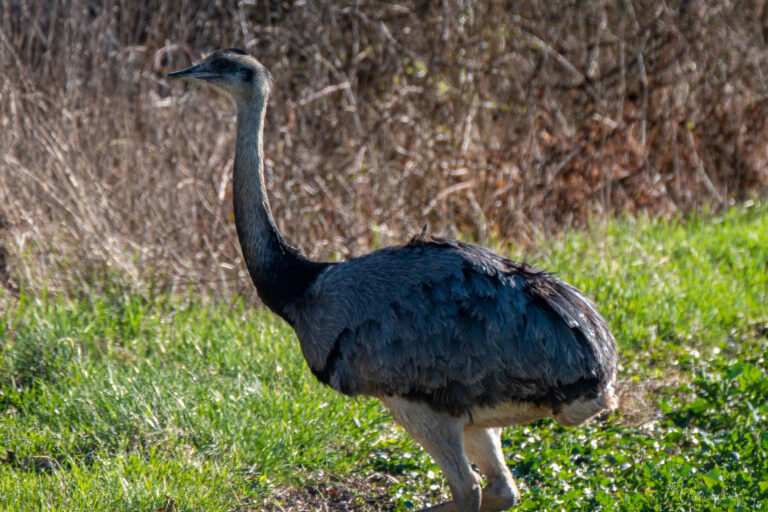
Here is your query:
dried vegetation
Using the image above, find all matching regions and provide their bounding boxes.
[1,0,767,297]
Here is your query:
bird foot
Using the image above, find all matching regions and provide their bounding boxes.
[479,477,520,511]
[419,497,517,512]
[418,484,519,512]
[480,494,518,511]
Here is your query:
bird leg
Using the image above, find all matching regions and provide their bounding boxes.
[381,396,482,512]
[464,427,520,511]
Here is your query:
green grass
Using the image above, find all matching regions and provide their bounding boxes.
[1,203,767,511]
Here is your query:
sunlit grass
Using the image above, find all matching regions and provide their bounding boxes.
[1,203,766,511]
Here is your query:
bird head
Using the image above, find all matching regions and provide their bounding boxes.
[167,48,272,101]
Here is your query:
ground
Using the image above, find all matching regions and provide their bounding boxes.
[1,204,767,511]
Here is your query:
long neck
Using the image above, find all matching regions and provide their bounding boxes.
[233,95,326,317]
[233,96,280,274]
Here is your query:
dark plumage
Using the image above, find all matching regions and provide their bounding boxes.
[233,186,330,316]
[287,236,616,417]
[169,49,618,512]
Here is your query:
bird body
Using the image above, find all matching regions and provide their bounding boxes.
[288,237,616,422]
[170,49,618,512]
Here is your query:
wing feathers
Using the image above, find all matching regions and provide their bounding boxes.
[290,239,617,415]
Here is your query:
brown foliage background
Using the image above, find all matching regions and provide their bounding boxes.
[1,0,767,298]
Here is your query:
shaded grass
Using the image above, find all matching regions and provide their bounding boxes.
[1,203,767,511]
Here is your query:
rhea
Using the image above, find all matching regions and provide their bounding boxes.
[169,49,618,512]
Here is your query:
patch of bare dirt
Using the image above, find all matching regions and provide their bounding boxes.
[254,473,395,512]
[616,373,687,427]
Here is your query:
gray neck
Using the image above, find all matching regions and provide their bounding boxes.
[231,94,327,316]
[233,96,283,282]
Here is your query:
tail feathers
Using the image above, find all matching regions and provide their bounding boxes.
[555,381,618,426]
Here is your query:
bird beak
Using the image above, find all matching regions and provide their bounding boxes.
[166,62,218,81]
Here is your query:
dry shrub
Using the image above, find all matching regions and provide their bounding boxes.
[1,1,767,298]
